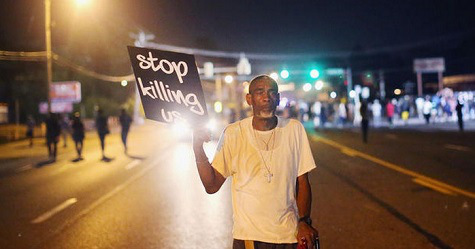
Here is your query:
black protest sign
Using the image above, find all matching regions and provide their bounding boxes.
[127,46,208,125]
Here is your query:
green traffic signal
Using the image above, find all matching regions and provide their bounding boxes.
[310,69,320,79]
[280,69,289,79]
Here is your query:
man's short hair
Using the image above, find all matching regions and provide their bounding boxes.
[248,75,278,93]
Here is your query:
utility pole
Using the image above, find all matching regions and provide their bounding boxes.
[45,0,52,112]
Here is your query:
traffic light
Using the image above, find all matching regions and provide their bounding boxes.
[280,69,289,79]
[310,69,320,79]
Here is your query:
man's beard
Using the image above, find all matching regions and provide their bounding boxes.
[255,110,275,119]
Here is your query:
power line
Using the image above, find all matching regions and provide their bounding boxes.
[52,54,134,82]
[0,50,133,82]
[144,30,474,60]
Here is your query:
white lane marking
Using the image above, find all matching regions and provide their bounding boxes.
[31,198,78,224]
[444,144,471,152]
[16,164,33,172]
[125,159,141,170]
[68,157,158,225]
[412,178,456,196]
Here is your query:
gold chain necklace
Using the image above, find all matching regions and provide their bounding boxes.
[252,127,276,183]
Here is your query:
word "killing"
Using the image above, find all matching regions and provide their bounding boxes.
[137,77,204,116]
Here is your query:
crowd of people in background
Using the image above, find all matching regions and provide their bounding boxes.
[37,108,132,163]
[273,90,475,133]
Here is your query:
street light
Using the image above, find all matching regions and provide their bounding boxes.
[314,80,324,90]
[280,70,289,79]
[310,69,320,79]
[349,90,356,98]
[75,0,91,6]
[303,83,312,92]
[214,101,223,113]
[121,80,128,87]
[224,75,234,84]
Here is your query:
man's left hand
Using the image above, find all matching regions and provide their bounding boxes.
[297,222,318,249]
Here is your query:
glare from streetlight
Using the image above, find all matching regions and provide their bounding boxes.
[121,80,128,87]
[310,69,320,79]
[280,70,289,79]
[314,80,324,90]
[349,90,356,98]
[270,72,279,81]
[75,0,91,6]
[394,89,402,95]
[330,91,337,99]
[214,101,223,113]
[303,83,312,92]
[224,75,234,84]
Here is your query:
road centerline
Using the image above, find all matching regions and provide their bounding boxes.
[125,159,141,170]
[312,135,475,199]
[16,164,33,173]
[444,144,471,152]
[31,198,78,224]
[412,178,456,196]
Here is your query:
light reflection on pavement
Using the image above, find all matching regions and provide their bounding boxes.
[152,140,234,248]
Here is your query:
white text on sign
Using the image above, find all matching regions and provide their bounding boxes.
[137,77,205,118]
[136,52,188,83]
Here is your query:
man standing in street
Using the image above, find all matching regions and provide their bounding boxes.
[119,108,132,154]
[193,75,318,249]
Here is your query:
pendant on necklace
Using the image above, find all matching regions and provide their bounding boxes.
[265,172,273,183]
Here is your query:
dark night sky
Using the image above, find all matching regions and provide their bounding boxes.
[1,0,475,91]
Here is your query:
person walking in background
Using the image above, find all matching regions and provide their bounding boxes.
[60,114,70,148]
[456,99,464,132]
[71,112,85,161]
[26,115,35,147]
[45,112,61,162]
[360,100,369,143]
[119,108,132,154]
[95,108,110,161]
[372,99,382,128]
[319,104,327,128]
[338,102,347,127]
[385,100,395,127]
[423,97,432,124]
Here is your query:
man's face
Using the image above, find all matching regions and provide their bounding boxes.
[246,78,280,119]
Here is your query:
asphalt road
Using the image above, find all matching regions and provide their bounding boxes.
[0,120,473,249]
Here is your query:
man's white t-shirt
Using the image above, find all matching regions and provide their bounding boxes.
[212,116,316,243]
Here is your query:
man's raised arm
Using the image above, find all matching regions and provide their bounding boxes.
[192,128,226,194]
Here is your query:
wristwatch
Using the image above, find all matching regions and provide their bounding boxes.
[298,216,312,226]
